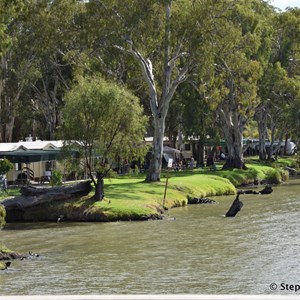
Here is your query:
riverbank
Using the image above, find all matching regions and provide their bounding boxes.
[0,173,236,222]
[0,245,8,270]
[0,245,26,270]
[1,157,297,223]
[2,178,300,293]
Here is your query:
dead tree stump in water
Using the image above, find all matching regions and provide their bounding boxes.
[225,186,273,217]
[225,194,244,217]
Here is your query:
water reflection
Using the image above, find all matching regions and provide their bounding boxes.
[1,179,300,295]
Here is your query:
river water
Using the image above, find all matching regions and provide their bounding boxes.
[1,178,300,295]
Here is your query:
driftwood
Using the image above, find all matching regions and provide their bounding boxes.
[0,250,40,270]
[225,186,273,217]
[2,181,92,211]
[284,166,299,175]
[187,196,218,204]
[0,251,26,260]
[225,194,244,217]
[237,185,273,195]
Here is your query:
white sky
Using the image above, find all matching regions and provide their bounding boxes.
[270,0,300,10]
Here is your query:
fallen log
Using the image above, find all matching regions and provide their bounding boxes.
[187,196,218,204]
[0,249,40,270]
[0,251,26,260]
[258,185,273,194]
[237,185,273,195]
[2,181,93,211]
[225,194,244,217]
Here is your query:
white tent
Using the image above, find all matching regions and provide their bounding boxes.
[163,146,181,163]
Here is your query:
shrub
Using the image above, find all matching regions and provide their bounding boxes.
[0,205,6,229]
[265,168,282,184]
[0,158,13,175]
[295,156,300,169]
[50,170,63,186]
[280,169,289,181]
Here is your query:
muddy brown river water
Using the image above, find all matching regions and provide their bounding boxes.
[1,177,300,295]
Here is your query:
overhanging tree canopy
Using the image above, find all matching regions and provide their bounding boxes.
[61,75,147,201]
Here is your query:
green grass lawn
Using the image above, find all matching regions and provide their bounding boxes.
[0,156,296,222]
[0,188,20,201]
[91,172,236,219]
[80,160,289,220]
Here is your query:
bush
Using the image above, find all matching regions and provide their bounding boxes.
[0,205,6,229]
[265,168,282,184]
[50,170,63,186]
[0,158,13,175]
[295,156,300,169]
[280,169,289,182]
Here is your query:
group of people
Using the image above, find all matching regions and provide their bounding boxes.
[172,150,227,172]
[172,156,195,171]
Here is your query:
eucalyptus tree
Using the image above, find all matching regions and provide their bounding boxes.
[0,0,33,142]
[166,81,220,167]
[276,8,300,149]
[209,0,275,169]
[84,0,220,181]
[289,92,300,144]
[257,63,300,159]
[255,7,300,159]
[0,0,87,141]
[0,0,76,141]
[25,0,84,140]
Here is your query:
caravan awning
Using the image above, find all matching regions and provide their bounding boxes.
[0,149,61,163]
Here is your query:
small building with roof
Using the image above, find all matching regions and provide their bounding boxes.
[0,136,64,184]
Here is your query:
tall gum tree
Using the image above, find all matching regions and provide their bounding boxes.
[85,0,217,181]
[256,7,300,160]
[210,0,267,169]
[0,0,30,142]
[113,1,192,181]
[24,0,82,140]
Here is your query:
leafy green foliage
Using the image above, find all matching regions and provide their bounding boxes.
[0,0,299,172]
[61,75,148,198]
[0,205,6,229]
[62,75,148,163]
[50,170,63,186]
[264,168,283,184]
[0,158,13,176]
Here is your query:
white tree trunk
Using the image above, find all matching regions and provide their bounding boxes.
[216,59,248,170]
[147,116,165,181]
[218,108,246,170]
[120,1,189,181]
[255,105,268,160]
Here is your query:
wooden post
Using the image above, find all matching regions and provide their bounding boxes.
[163,176,169,209]
[162,162,172,209]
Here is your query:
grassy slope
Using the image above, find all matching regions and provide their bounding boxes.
[80,161,287,220]
[90,173,236,219]
[0,156,296,221]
